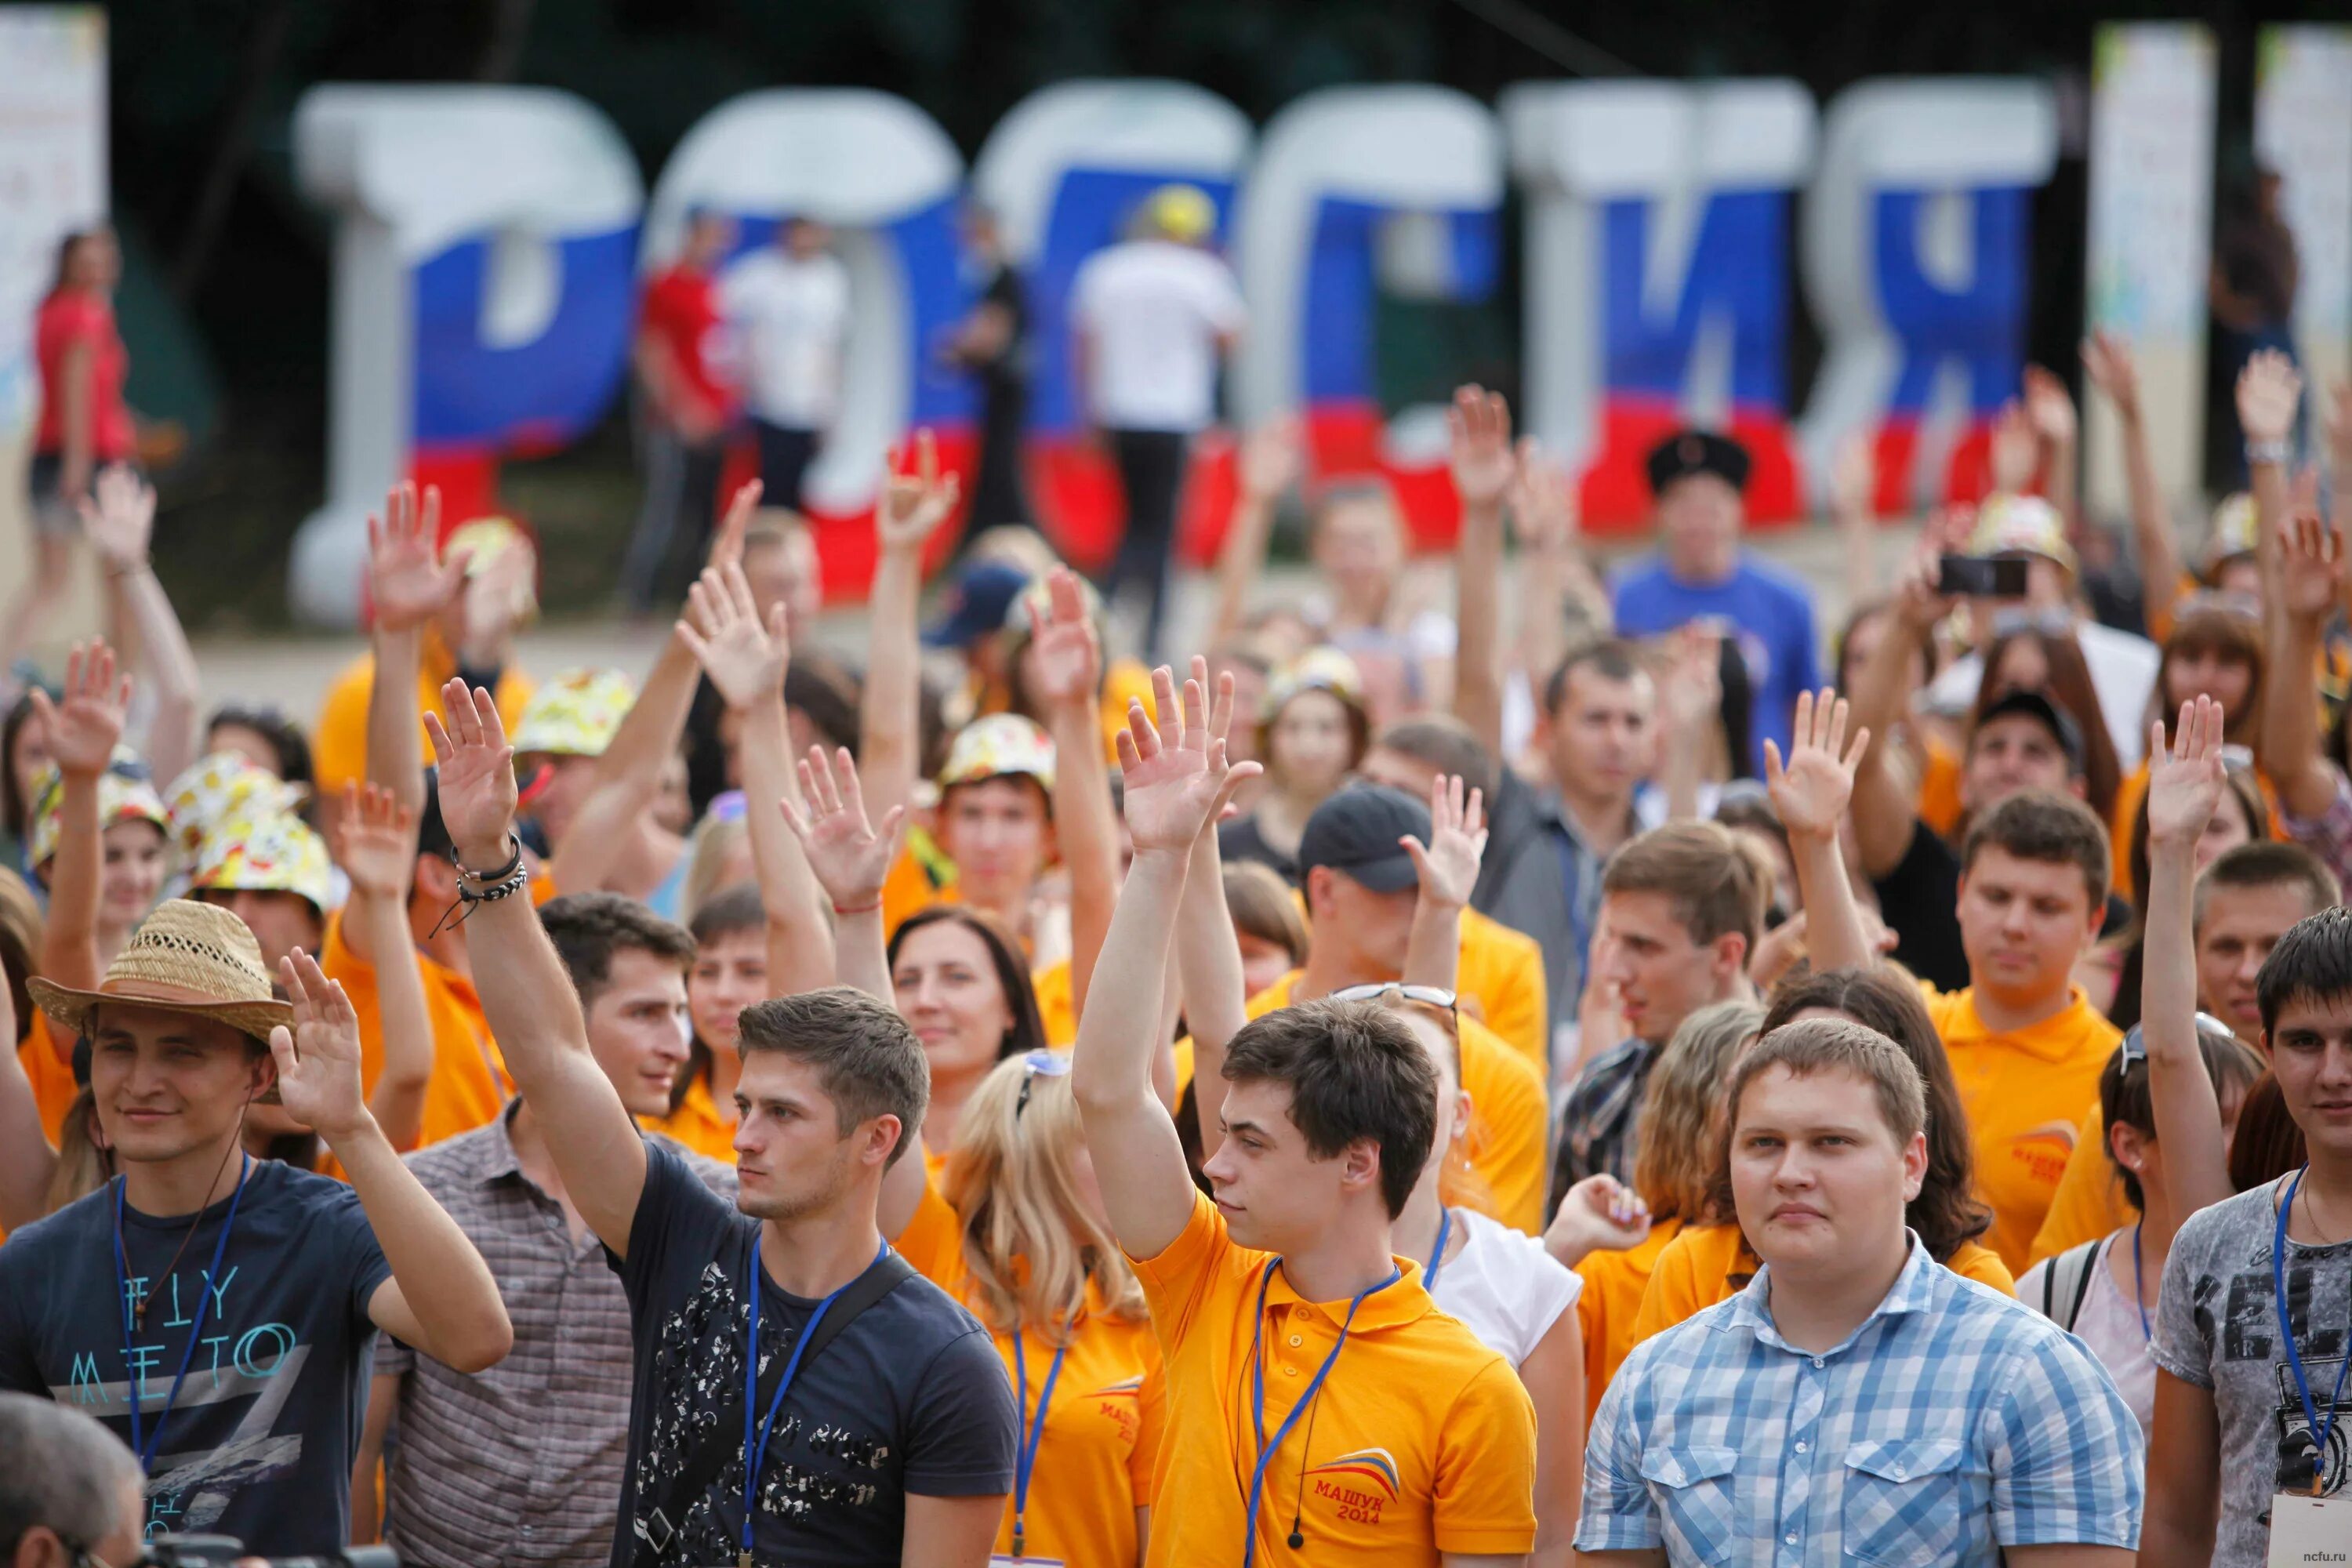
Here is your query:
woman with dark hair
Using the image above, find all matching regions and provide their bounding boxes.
[2,693,51,865]
[2104,757,2269,1030]
[2108,600,2269,903]
[205,704,317,794]
[1217,648,1371,885]
[2225,1072,2305,1192]
[1974,625,2124,825]
[1625,962,2014,1345]
[648,882,768,1162]
[2,227,138,680]
[890,903,1047,1150]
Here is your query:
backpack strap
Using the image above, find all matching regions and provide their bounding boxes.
[2035,1238,2104,1334]
[633,1248,917,1564]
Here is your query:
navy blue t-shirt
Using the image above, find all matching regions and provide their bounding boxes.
[0,1160,392,1553]
[608,1142,1014,1568]
[1612,554,1821,774]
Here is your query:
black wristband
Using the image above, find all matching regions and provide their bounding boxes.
[452,833,524,884]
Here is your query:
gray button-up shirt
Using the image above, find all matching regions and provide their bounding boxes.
[1477,777,1639,1065]
[378,1105,734,1568]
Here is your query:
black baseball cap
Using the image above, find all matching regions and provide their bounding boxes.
[1299,784,1432,895]
[1646,428,1751,497]
[1973,689,2086,775]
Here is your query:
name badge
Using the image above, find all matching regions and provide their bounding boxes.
[2270,1494,2350,1567]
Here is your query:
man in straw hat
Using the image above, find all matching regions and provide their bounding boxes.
[0,899,512,1555]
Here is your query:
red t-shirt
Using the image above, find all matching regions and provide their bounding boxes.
[35,290,134,459]
[637,264,733,423]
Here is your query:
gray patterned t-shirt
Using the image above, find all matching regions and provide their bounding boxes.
[2152,1178,2352,1568]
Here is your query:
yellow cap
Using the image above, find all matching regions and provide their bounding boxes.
[1261,647,1367,726]
[939,714,1056,793]
[1142,183,1216,245]
[1965,493,2076,575]
[511,667,637,758]
[2202,492,2259,572]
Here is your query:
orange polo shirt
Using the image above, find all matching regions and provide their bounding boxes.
[2026,1103,2136,1265]
[1456,907,1547,1071]
[1572,1218,1684,1424]
[1130,1189,1536,1566]
[310,641,535,797]
[1176,971,1551,1235]
[1627,1221,2016,1350]
[1033,958,1076,1047]
[20,1014,78,1144]
[893,1164,1165,1566]
[2107,760,2281,903]
[1922,983,2122,1273]
[321,910,509,1150]
[647,1069,738,1164]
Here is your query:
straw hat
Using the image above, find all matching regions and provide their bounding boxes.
[27,898,292,1046]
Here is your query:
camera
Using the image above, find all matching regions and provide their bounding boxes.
[143,1534,398,1568]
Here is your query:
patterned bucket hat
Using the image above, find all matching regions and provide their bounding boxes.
[938,714,1057,793]
[187,807,333,915]
[511,668,637,758]
[164,751,310,870]
[27,746,168,871]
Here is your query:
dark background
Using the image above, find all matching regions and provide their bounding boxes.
[88,0,2339,626]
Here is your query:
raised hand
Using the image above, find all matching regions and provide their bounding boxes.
[2081,331,2141,419]
[1764,688,1871,841]
[27,641,130,779]
[877,428,961,554]
[2145,695,2227,849]
[459,533,535,649]
[2238,350,2303,449]
[706,477,764,578]
[2021,363,2078,448]
[1507,436,1578,552]
[334,782,421,899]
[420,679,519,866]
[2277,509,2345,624]
[1543,1172,1651,1265]
[1401,774,1487,910]
[1237,414,1305,503]
[1117,663,1261,855]
[779,746,907,910]
[270,949,370,1138]
[77,465,157,569]
[1989,399,2041,493]
[2326,382,2352,473]
[677,561,789,710]
[1658,624,1724,738]
[1830,434,1876,523]
[367,481,463,633]
[1448,384,1515,512]
[1026,568,1101,710]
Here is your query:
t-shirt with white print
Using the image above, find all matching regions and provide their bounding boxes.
[2152,1177,2352,1568]
[0,1160,393,1555]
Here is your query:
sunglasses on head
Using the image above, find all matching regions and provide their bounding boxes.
[1331,982,1459,1027]
[1014,1047,1071,1118]
[2118,1014,2236,1070]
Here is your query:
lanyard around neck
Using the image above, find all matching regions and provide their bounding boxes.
[741,1237,887,1558]
[1424,1207,1454,1294]
[1242,1258,1399,1568]
[1010,1330,1069,1560]
[2274,1167,2352,1496]
[113,1156,252,1472]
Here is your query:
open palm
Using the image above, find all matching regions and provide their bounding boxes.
[368,481,463,633]
[2145,696,2227,847]
[334,782,420,898]
[1764,688,1869,840]
[1402,773,1486,908]
[1027,569,1101,707]
[421,678,519,862]
[781,746,906,908]
[1119,663,1257,855]
[1448,384,1515,510]
[78,466,156,568]
[680,562,789,709]
[270,950,368,1137]
[1506,437,1576,550]
[30,641,129,777]
[878,428,960,552]
[2278,510,2344,623]
[2238,350,2303,447]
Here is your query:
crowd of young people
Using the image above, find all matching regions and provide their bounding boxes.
[2,313,2351,1567]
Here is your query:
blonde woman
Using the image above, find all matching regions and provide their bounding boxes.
[782,743,1166,1566]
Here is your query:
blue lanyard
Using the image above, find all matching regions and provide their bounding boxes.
[1242,1258,1399,1568]
[741,1238,887,1559]
[1424,1207,1454,1295]
[2274,1167,2352,1495]
[1009,1330,1068,1560]
[2129,1223,2151,1345]
[112,1156,251,1472]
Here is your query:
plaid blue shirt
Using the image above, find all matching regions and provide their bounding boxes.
[1577,1232,2144,1566]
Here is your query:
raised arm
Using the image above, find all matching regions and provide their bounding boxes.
[1073,666,1259,1261]
[1849,546,1951,878]
[364,482,464,818]
[676,554,835,995]
[1401,773,1486,991]
[780,746,906,1005]
[2022,363,2081,539]
[2140,696,2235,1233]
[1029,569,1119,1025]
[1763,688,1874,974]
[860,432,960,829]
[30,641,129,996]
[1450,387,1515,759]
[2330,383,2352,584]
[423,680,653,1255]
[1653,626,1722,824]
[81,467,200,786]
[1172,761,1251,1140]
[2081,333,2180,632]
[270,948,512,1371]
[334,782,433,1151]
[1829,435,1882,604]
[1207,417,1301,653]
[2238,350,2302,606]
[0,977,56,1229]
[2258,509,2343,821]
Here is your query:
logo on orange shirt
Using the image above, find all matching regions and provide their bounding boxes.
[1308,1447,1401,1526]
[2009,1121,2080,1188]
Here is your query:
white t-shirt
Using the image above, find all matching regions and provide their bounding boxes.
[2016,1231,2156,1432]
[1071,240,1245,433]
[1924,619,2161,768]
[1426,1207,1582,1369]
[720,249,851,427]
